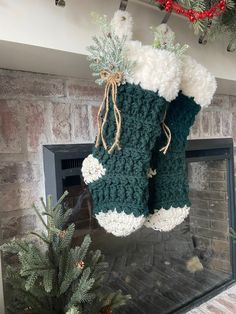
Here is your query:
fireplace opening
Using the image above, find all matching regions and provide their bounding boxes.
[43,138,236,314]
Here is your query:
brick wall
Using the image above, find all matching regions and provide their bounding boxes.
[0,68,102,240]
[188,94,236,273]
[189,94,235,139]
[0,68,236,242]
[188,160,230,273]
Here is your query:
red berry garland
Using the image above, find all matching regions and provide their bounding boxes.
[155,0,226,22]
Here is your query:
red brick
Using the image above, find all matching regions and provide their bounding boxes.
[207,304,225,314]
[0,183,41,212]
[0,71,64,98]
[190,216,210,229]
[216,298,236,313]
[210,94,230,110]
[209,200,228,212]
[201,111,212,136]
[208,170,225,182]
[191,236,211,249]
[193,206,226,220]
[211,239,230,259]
[190,287,236,313]
[188,162,209,191]
[0,100,21,153]
[208,160,227,170]
[91,106,99,129]
[227,293,236,301]
[25,101,45,152]
[222,112,232,137]
[209,258,231,273]
[0,161,39,184]
[232,113,236,142]
[197,227,227,240]
[189,190,226,201]
[89,105,99,139]
[72,104,90,141]
[210,181,227,192]
[66,79,103,100]
[229,96,236,112]
[191,199,209,210]
[211,220,228,233]
[1,213,36,240]
[212,112,222,136]
[51,102,71,142]
[190,112,201,138]
[209,210,226,220]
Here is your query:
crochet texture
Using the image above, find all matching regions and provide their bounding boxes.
[85,83,168,236]
[147,92,201,230]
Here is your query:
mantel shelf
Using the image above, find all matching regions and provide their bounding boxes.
[1,39,236,96]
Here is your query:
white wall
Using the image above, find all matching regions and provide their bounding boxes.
[0,0,235,81]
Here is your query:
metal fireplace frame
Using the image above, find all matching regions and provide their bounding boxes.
[43,138,236,314]
[43,143,93,204]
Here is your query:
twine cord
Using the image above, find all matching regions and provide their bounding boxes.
[95,70,123,154]
[159,109,172,155]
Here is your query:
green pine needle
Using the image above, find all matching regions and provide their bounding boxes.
[0,193,130,313]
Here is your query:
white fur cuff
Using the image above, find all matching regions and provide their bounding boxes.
[125,42,182,101]
[144,206,190,232]
[81,154,106,184]
[96,210,145,237]
[181,55,217,107]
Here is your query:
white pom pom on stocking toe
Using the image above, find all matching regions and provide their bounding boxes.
[144,206,190,232]
[96,210,145,237]
[81,154,106,184]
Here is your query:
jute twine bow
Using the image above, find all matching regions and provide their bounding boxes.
[95,70,123,154]
[159,110,172,155]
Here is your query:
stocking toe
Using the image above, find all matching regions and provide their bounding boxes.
[145,206,190,232]
[96,210,145,237]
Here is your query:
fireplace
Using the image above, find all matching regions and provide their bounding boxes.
[43,138,236,313]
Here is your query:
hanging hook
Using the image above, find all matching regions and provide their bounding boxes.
[55,0,65,7]
[119,0,128,11]
[199,20,212,45]
[161,11,172,24]
[227,38,236,52]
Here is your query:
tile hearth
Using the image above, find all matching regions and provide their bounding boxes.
[188,284,236,314]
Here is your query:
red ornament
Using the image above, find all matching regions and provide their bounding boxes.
[100,306,112,314]
[155,0,226,22]
[189,15,196,22]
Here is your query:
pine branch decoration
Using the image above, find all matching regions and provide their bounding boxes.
[151,24,189,56]
[87,13,134,86]
[0,191,130,313]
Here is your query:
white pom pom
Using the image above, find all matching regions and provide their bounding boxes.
[81,154,106,184]
[111,10,133,41]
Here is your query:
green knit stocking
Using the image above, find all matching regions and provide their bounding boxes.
[145,55,217,232]
[82,83,168,237]
[145,92,200,232]
[82,9,183,237]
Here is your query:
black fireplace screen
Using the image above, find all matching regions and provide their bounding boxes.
[43,138,236,314]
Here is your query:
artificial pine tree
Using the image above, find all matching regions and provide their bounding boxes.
[0,191,130,314]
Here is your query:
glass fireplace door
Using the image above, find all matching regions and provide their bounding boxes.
[42,138,236,314]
